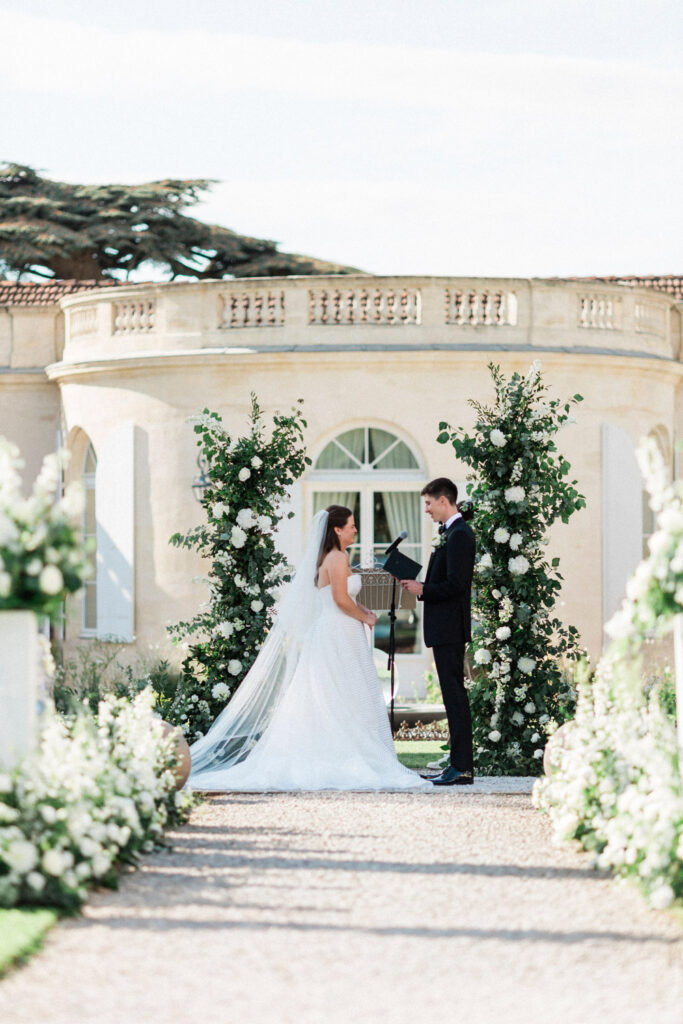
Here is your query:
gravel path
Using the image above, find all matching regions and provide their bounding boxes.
[1,788,681,1024]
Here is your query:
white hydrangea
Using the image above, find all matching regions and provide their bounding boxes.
[494,527,510,544]
[649,883,675,910]
[238,468,251,482]
[477,552,493,571]
[524,701,536,714]
[505,486,526,504]
[211,682,230,701]
[251,599,264,612]
[488,730,501,743]
[533,748,544,759]
[495,626,511,641]
[39,565,63,595]
[530,732,541,744]
[228,660,242,676]
[230,525,247,549]
[474,648,492,665]
[509,533,522,550]
[518,656,536,675]
[489,429,507,448]
[512,711,524,725]
[509,555,530,576]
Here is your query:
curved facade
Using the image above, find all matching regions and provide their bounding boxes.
[2,275,681,692]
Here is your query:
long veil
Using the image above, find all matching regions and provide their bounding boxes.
[188,510,328,783]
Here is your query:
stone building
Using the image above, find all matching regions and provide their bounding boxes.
[1,274,680,693]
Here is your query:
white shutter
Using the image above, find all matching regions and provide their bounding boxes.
[96,423,135,642]
[601,422,643,643]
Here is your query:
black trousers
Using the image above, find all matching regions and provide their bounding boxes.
[432,643,473,771]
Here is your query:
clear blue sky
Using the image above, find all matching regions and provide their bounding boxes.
[3,1,682,277]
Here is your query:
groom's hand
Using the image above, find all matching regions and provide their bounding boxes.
[400,579,423,596]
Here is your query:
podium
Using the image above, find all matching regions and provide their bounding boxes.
[356,568,418,733]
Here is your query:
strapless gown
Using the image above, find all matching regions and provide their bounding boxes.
[189,575,430,791]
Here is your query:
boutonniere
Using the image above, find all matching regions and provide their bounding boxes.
[431,533,447,551]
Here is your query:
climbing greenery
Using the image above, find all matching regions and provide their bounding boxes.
[168,395,310,741]
[439,361,585,775]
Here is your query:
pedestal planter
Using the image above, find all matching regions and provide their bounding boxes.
[0,610,38,770]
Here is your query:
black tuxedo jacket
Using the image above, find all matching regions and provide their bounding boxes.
[420,518,475,648]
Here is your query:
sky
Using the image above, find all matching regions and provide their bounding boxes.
[2,0,682,278]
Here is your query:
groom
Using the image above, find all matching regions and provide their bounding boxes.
[401,477,476,786]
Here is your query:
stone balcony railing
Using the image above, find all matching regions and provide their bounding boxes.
[57,276,681,365]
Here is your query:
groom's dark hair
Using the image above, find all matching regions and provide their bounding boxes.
[421,477,458,505]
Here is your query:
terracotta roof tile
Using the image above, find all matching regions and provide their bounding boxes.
[0,279,121,307]
[575,275,683,300]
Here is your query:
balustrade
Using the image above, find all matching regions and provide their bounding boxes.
[578,294,622,331]
[635,301,668,338]
[444,288,517,326]
[308,287,421,325]
[112,300,156,334]
[218,290,285,328]
[70,305,98,338]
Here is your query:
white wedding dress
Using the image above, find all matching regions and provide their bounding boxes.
[188,528,430,792]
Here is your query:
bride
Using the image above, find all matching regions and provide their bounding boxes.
[187,505,430,791]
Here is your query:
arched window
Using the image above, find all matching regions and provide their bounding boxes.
[82,442,97,634]
[310,426,424,655]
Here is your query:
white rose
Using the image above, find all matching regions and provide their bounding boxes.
[509,555,530,576]
[512,711,524,725]
[494,527,510,544]
[518,656,536,675]
[257,515,271,531]
[495,626,511,641]
[5,839,38,874]
[504,486,525,504]
[228,660,242,676]
[251,599,264,612]
[490,429,507,448]
[492,589,501,599]
[39,565,64,595]
[474,648,492,665]
[212,502,229,519]
[251,456,263,469]
[524,701,536,714]
[509,533,522,551]
[0,571,12,598]
[215,621,234,639]
[530,732,540,743]
[212,682,230,700]
[230,525,247,549]
[533,749,544,759]
[477,552,493,571]
[488,730,501,743]
[238,467,251,482]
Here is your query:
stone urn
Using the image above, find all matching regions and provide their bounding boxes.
[159,720,192,789]
[0,610,39,770]
[543,722,572,776]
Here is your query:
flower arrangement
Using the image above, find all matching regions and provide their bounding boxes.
[0,438,93,617]
[534,437,683,908]
[438,362,585,774]
[0,689,194,910]
[168,394,309,740]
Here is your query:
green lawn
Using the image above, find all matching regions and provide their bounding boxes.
[395,740,447,771]
[0,908,58,976]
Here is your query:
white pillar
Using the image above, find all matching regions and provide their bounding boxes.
[0,610,38,770]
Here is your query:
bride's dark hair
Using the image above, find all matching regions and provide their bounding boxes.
[316,505,353,578]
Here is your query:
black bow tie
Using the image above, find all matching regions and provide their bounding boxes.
[438,524,447,535]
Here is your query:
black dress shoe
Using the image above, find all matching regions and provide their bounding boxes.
[431,767,474,786]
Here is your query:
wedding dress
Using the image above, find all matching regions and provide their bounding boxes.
[188,512,430,792]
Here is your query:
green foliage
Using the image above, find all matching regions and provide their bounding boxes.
[167,395,310,741]
[439,361,585,775]
[0,908,57,976]
[0,162,356,281]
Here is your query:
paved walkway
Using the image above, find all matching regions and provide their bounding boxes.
[1,788,681,1024]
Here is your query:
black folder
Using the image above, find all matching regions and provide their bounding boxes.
[383,548,422,580]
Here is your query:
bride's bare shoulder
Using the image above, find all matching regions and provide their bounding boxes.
[321,549,350,574]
